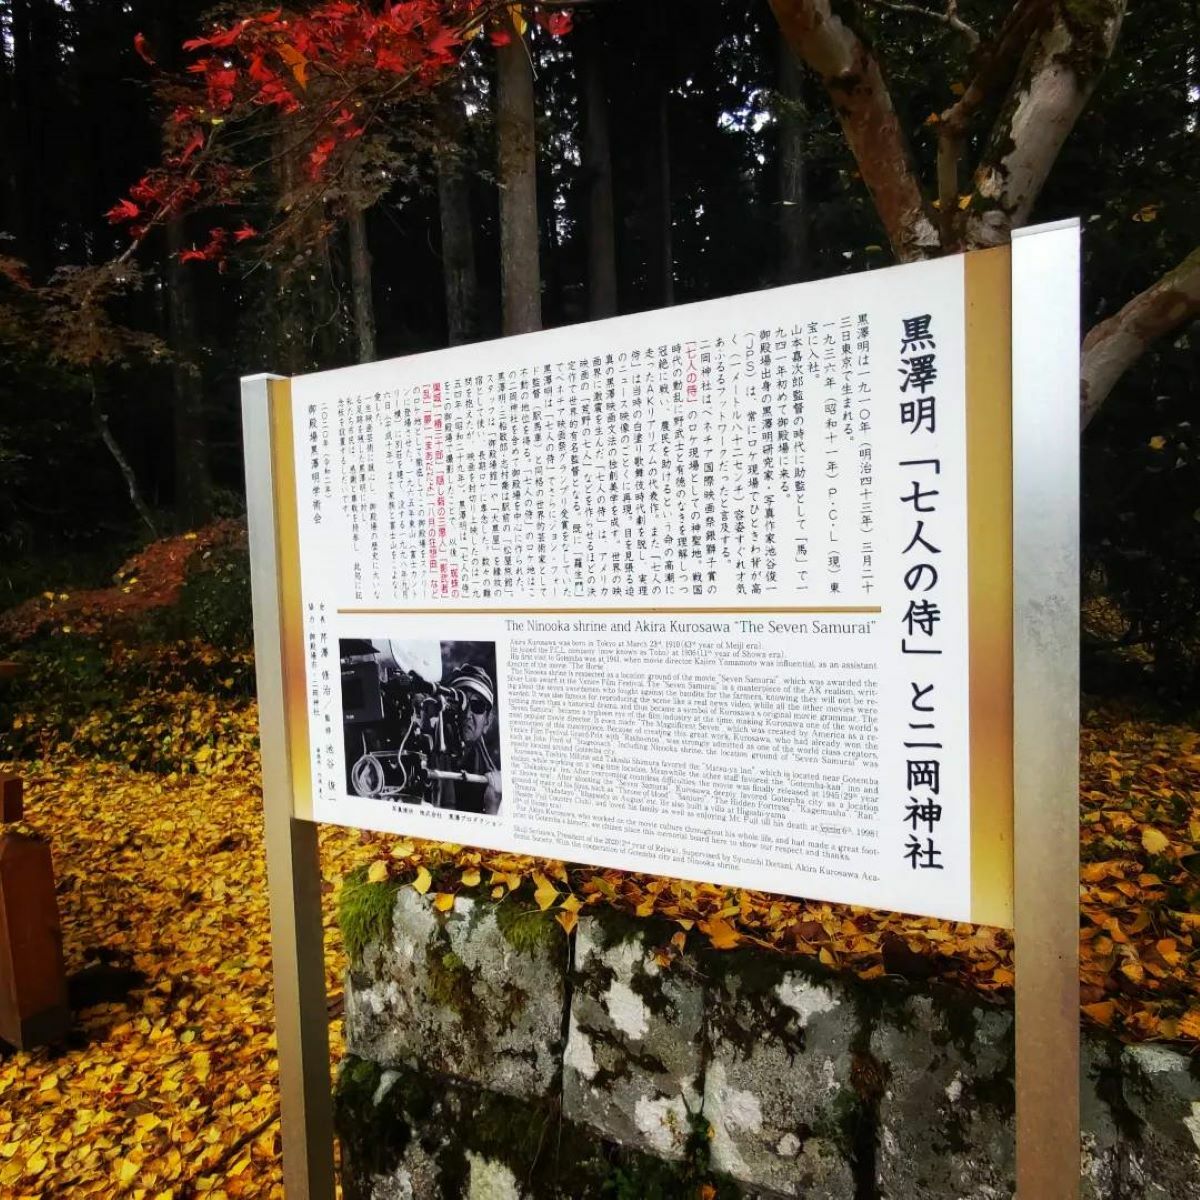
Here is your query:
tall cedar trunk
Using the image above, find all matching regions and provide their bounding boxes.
[153,6,213,528]
[272,129,310,374]
[777,36,809,283]
[652,84,674,307]
[10,0,51,278]
[165,215,213,526]
[0,7,18,245]
[436,90,480,345]
[346,199,377,363]
[495,18,541,335]
[579,17,617,319]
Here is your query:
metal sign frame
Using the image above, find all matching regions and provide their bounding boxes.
[241,219,1080,1199]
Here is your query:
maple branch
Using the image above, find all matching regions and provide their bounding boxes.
[966,0,1127,247]
[866,0,980,48]
[1081,247,1200,428]
[768,0,938,261]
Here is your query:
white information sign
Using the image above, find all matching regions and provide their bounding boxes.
[278,250,1015,925]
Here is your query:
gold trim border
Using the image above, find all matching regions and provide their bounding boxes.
[966,247,1015,928]
[339,606,881,616]
[268,379,313,823]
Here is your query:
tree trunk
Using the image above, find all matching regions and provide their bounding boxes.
[436,90,480,346]
[9,0,53,279]
[777,36,809,283]
[0,7,18,247]
[346,199,376,363]
[165,215,213,528]
[769,0,937,262]
[495,16,541,335]
[579,17,617,319]
[1080,247,1200,428]
[89,376,157,537]
[270,127,335,374]
[967,2,1127,248]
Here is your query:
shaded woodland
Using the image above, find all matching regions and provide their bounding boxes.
[0,0,1197,697]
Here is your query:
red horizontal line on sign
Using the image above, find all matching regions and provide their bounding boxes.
[337,606,883,616]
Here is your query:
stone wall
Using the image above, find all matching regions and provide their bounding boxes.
[336,889,1200,1199]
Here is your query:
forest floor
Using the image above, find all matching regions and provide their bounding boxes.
[0,526,1198,1197]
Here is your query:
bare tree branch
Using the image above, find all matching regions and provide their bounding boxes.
[866,0,980,49]
[967,0,1127,247]
[1081,247,1200,428]
[769,0,938,262]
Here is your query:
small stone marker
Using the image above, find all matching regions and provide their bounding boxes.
[0,775,70,1049]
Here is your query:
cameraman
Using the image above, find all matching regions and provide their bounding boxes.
[438,663,502,815]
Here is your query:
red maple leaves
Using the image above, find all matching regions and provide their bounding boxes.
[106,198,140,224]
[133,32,155,66]
[112,3,573,265]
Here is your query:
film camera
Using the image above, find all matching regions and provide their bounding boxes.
[340,640,491,804]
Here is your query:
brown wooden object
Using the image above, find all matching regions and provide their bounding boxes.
[0,831,70,1049]
[1,774,22,823]
[0,661,25,680]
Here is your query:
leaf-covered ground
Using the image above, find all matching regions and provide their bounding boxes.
[0,528,1197,1195]
[0,754,364,1198]
[0,703,1196,1196]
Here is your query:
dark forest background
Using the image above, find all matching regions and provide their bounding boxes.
[0,0,1197,700]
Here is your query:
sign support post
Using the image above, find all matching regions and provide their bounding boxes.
[1011,220,1081,1199]
[242,374,336,1200]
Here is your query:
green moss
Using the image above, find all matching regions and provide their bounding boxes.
[600,1154,712,1200]
[337,867,402,967]
[426,946,474,1014]
[333,1057,413,1199]
[494,893,566,956]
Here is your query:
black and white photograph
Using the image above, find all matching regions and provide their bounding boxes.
[339,639,502,815]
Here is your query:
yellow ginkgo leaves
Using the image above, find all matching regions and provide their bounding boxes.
[532,870,559,911]
[1141,826,1170,856]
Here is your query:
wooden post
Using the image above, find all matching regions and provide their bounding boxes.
[242,374,337,1199]
[0,777,71,1049]
[1,775,21,823]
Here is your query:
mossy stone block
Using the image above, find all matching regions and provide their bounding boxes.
[564,910,706,1159]
[871,990,1014,1198]
[703,951,856,1197]
[335,1056,738,1199]
[1118,1043,1200,1199]
[344,889,566,1099]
